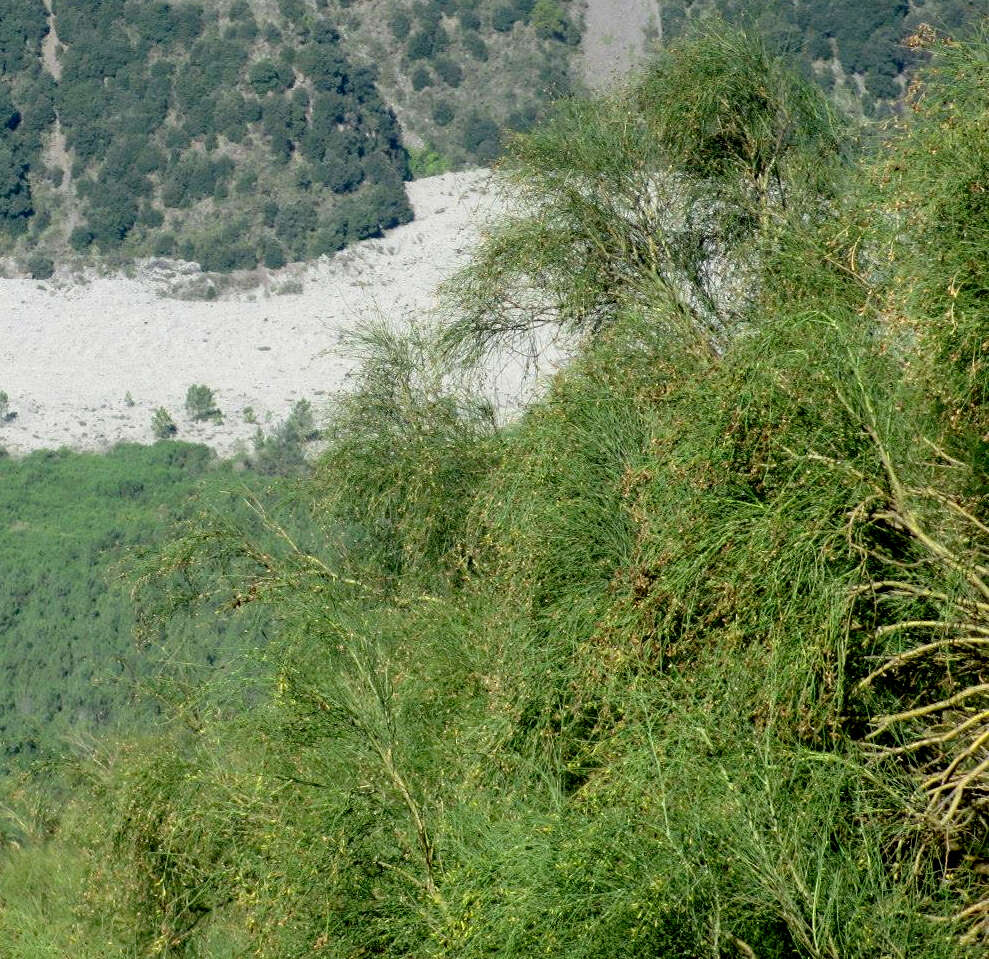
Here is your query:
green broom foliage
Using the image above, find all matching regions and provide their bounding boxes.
[441,25,847,360]
[2,23,988,959]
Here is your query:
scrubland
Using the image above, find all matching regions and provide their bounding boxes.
[1,23,987,959]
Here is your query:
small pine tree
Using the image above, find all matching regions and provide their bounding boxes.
[185,384,221,422]
[150,407,177,439]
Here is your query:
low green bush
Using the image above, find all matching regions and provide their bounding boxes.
[492,5,520,32]
[150,406,177,438]
[248,58,294,96]
[461,29,488,60]
[432,100,455,126]
[432,55,464,86]
[411,65,433,90]
[251,398,322,476]
[184,384,221,423]
[24,252,53,279]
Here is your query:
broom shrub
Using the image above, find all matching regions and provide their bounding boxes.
[2,23,987,958]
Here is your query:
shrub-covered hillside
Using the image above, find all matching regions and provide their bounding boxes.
[334,0,581,170]
[610,0,984,114]
[2,21,988,959]
[0,0,585,273]
[0,0,414,271]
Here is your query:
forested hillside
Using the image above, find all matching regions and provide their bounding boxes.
[0,0,583,273]
[2,21,987,958]
[681,0,984,110]
[1,0,985,274]
[0,442,284,771]
[0,0,415,271]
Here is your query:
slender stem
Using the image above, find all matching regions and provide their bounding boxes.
[873,709,989,757]
[927,726,989,791]
[873,621,989,638]
[908,486,989,537]
[855,636,989,691]
[939,750,989,826]
[921,437,967,469]
[868,684,989,737]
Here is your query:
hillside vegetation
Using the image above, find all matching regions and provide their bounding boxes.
[2,21,989,958]
[335,0,581,170]
[0,0,583,273]
[0,0,417,271]
[640,1,984,112]
[1,0,985,274]
[0,442,289,771]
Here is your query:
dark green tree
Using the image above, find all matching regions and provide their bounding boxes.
[249,58,295,96]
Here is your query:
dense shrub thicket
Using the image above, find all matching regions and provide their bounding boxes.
[0,0,49,231]
[1,22,988,959]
